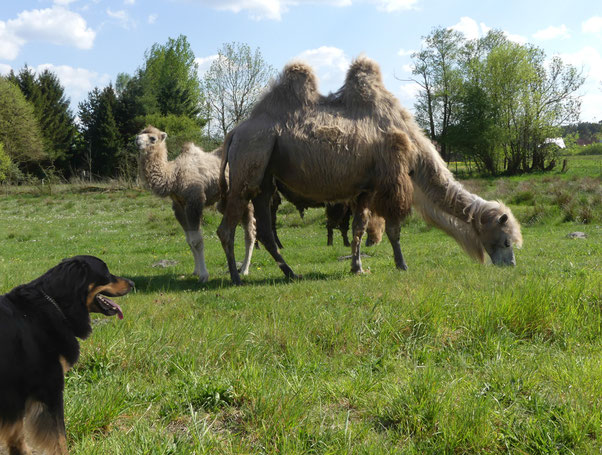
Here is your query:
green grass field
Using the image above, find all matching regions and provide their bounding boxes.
[0,155,600,454]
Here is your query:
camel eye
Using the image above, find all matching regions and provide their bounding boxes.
[150,136,156,143]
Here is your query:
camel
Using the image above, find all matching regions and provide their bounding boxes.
[217,57,522,284]
[136,126,255,283]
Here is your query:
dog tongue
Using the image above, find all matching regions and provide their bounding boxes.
[103,296,124,320]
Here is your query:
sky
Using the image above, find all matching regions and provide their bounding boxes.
[1,0,601,122]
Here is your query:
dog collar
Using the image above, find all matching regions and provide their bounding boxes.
[41,290,67,320]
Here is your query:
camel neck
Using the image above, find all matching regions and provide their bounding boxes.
[140,147,175,197]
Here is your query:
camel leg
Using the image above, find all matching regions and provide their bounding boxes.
[184,202,209,282]
[327,225,334,246]
[217,197,248,285]
[253,182,299,280]
[350,194,371,274]
[172,200,204,279]
[385,218,408,271]
[339,207,351,247]
[239,203,256,276]
[271,191,284,249]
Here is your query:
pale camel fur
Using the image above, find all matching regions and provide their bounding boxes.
[218,57,522,284]
[136,126,255,282]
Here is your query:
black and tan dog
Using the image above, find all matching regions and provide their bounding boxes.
[0,255,133,455]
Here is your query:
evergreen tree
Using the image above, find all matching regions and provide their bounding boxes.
[0,77,45,165]
[8,67,76,175]
[78,86,122,177]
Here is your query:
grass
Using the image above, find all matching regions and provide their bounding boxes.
[0,162,600,454]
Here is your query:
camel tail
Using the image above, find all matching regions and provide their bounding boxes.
[219,132,234,208]
[410,143,486,263]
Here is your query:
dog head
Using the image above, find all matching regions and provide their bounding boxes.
[34,255,134,338]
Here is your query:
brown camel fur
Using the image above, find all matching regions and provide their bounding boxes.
[136,126,255,282]
[218,57,522,284]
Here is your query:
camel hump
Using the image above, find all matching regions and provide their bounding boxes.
[278,60,320,103]
[181,142,203,155]
[342,55,387,105]
[347,55,383,82]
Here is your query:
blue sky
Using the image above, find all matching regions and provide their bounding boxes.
[1,0,601,122]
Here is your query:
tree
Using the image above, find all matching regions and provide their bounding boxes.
[0,77,45,165]
[78,86,122,177]
[0,142,12,182]
[203,42,275,139]
[409,28,584,175]
[140,35,204,121]
[8,67,76,174]
[406,27,464,162]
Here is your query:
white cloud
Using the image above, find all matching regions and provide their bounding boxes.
[106,8,135,28]
[195,55,219,76]
[0,63,12,75]
[124,0,136,4]
[294,46,350,92]
[397,48,414,57]
[582,16,602,34]
[34,63,111,104]
[450,16,488,40]
[450,16,526,44]
[0,6,95,60]
[402,63,413,73]
[374,0,418,13]
[533,24,570,40]
[188,0,414,20]
[53,0,78,5]
[147,14,158,24]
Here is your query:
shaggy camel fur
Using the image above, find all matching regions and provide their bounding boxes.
[218,57,522,284]
[136,126,255,282]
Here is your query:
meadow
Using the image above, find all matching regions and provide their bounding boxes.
[0,155,600,454]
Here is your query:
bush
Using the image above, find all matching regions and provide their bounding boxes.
[577,143,602,155]
[0,142,11,182]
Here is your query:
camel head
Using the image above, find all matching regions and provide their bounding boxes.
[136,126,167,152]
[477,204,523,266]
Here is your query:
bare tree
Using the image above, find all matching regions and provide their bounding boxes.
[203,42,275,139]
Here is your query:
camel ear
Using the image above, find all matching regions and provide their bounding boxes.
[160,132,167,142]
[498,214,508,225]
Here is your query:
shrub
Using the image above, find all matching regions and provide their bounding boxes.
[0,142,11,182]
[577,143,602,155]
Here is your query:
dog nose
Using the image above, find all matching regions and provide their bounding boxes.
[126,278,135,289]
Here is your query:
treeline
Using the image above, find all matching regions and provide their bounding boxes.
[409,27,586,175]
[0,37,273,183]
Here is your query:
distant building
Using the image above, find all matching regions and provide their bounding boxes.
[543,137,566,149]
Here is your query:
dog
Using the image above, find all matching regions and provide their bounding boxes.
[0,255,134,455]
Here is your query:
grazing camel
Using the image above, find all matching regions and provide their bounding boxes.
[217,57,522,284]
[136,126,255,282]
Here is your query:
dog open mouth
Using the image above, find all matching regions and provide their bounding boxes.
[95,293,124,320]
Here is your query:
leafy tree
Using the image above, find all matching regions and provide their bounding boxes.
[8,67,76,174]
[409,28,584,175]
[407,27,464,162]
[0,142,12,182]
[203,42,275,139]
[0,77,45,165]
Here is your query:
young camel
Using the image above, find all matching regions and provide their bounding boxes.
[218,58,522,284]
[136,126,255,282]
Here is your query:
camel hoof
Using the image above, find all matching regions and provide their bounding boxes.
[198,273,209,283]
